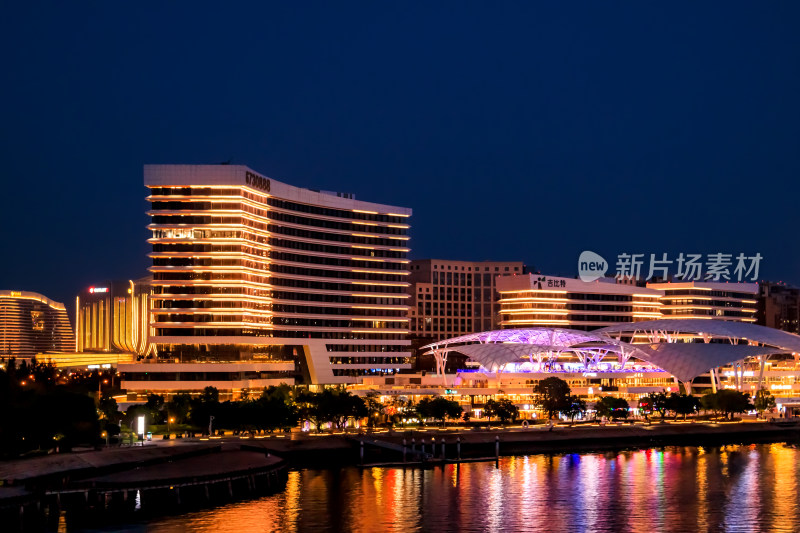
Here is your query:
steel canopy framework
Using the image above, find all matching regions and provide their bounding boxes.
[596,319,800,353]
[598,319,800,390]
[422,321,800,388]
[421,328,650,379]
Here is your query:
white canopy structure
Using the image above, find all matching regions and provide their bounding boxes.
[422,320,800,391]
[597,319,800,391]
[597,319,800,353]
[422,328,650,379]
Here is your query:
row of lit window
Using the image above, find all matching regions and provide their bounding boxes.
[267,197,408,224]
[269,211,407,236]
[271,238,406,259]
[272,304,406,317]
[269,224,407,247]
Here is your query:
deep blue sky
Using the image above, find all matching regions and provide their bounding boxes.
[2,2,800,307]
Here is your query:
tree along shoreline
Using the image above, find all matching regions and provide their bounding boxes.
[1,364,785,459]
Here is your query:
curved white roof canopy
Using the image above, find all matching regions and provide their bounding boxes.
[424,323,800,383]
[634,343,781,383]
[422,328,623,351]
[597,319,800,352]
[423,328,653,374]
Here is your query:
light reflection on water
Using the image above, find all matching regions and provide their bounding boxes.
[125,443,800,533]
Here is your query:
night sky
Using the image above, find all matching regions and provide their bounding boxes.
[2,3,800,309]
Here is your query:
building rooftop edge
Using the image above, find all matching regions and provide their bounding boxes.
[0,290,67,311]
[143,164,412,215]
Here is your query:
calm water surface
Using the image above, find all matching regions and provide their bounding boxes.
[99,443,800,532]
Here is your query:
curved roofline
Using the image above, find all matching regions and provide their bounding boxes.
[0,290,66,311]
[597,319,800,353]
[422,327,616,351]
[424,323,800,383]
[144,164,412,216]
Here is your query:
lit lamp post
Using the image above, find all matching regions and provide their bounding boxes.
[137,415,146,445]
[168,417,175,434]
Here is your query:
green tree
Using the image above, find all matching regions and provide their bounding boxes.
[417,397,462,427]
[145,394,166,424]
[637,395,654,420]
[595,396,614,419]
[596,396,629,420]
[388,396,410,427]
[484,399,499,423]
[562,395,587,423]
[485,398,519,424]
[415,397,433,426]
[641,392,669,420]
[295,390,333,432]
[190,387,221,431]
[256,391,298,432]
[98,395,120,423]
[754,388,776,418]
[715,390,752,420]
[364,392,386,429]
[612,398,630,419]
[700,392,719,417]
[669,393,700,420]
[166,393,192,424]
[295,388,367,432]
[262,384,292,404]
[331,389,367,429]
[533,377,571,419]
[200,386,220,404]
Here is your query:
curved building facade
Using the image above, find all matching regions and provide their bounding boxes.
[76,277,154,355]
[122,164,412,394]
[0,291,75,360]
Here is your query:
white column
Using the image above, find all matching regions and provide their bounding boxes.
[757,355,766,391]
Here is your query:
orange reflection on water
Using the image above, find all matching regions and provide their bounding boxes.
[139,443,800,533]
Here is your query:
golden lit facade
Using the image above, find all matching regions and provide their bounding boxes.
[497,275,662,330]
[76,277,155,355]
[647,281,758,322]
[0,290,75,360]
[132,164,412,390]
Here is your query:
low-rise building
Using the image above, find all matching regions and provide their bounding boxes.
[647,281,758,322]
[497,274,662,330]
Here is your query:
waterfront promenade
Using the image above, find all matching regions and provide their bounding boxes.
[244,418,800,465]
[2,418,798,529]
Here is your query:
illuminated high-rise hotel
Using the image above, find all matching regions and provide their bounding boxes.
[120,165,411,393]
